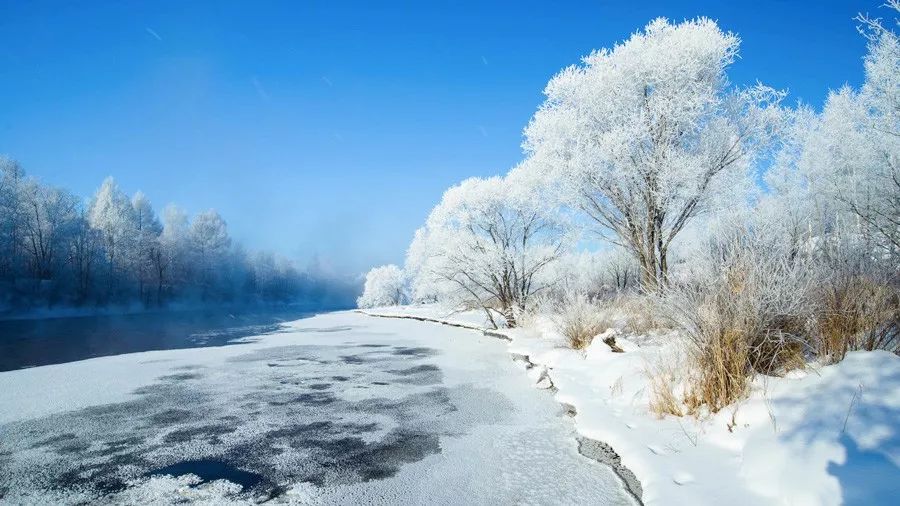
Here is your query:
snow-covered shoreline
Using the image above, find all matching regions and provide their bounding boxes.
[0,310,637,504]
[358,309,646,502]
[360,305,900,506]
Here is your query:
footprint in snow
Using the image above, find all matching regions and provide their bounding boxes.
[673,472,695,485]
[647,444,666,455]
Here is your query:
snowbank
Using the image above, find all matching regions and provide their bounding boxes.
[362,305,900,505]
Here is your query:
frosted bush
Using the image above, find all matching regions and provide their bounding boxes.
[661,226,814,413]
[356,264,407,308]
[551,293,615,350]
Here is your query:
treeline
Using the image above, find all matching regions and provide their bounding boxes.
[0,160,357,314]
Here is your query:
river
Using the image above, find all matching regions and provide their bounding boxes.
[0,311,634,504]
[0,307,320,371]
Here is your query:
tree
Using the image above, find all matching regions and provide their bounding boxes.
[842,1,899,258]
[158,204,190,300]
[20,182,79,283]
[405,227,439,303]
[0,156,26,282]
[409,172,568,327]
[190,210,231,299]
[523,18,783,291]
[88,177,138,299]
[132,192,162,305]
[68,209,101,304]
[357,264,407,308]
[0,164,343,311]
[769,2,900,267]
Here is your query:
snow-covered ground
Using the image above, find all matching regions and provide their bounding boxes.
[364,305,900,506]
[0,311,635,505]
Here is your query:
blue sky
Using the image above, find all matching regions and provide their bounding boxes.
[0,0,875,274]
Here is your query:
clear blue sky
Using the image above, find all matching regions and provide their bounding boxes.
[0,0,874,274]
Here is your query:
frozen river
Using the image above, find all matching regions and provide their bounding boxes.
[0,311,634,504]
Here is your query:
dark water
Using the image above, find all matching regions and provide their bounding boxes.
[0,307,328,372]
[147,459,266,491]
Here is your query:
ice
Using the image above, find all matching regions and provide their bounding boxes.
[0,311,635,504]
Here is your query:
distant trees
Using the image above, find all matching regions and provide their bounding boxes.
[0,167,355,313]
[132,192,162,305]
[88,177,137,299]
[19,183,75,281]
[0,157,26,281]
[523,18,783,291]
[357,264,407,308]
[190,210,231,299]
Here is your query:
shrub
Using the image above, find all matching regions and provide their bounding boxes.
[619,294,669,334]
[813,273,900,362]
[515,294,550,330]
[552,293,614,350]
[661,232,812,413]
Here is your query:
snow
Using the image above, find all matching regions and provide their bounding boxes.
[364,305,900,505]
[0,311,635,504]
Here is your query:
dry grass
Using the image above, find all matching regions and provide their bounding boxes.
[515,294,551,330]
[515,308,540,330]
[688,326,752,413]
[647,358,685,418]
[552,293,614,350]
[813,275,900,362]
[620,294,669,334]
[662,243,812,413]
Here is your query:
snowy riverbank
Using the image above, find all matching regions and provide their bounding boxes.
[361,305,900,506]
[0,311,635,504]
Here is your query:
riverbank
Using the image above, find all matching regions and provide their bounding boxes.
[360,305,900,506]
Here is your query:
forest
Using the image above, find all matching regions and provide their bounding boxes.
[0,166,357,314]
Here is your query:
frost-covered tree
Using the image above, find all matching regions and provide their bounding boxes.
[69,208,102,304]
[409,171,568,327]
[357,264,407,308]
[404,227,438,303]
[20,182,79,282]
[190,210,231,298]
[158,204,190,299]
[830,2,899,258]
[249,250,302,301]
[544,246,639,300]
[767,2,899,266]
[0,156,26,282]
[523,18,783,291]
[132,192,162,304]
[88,177,138,297]
[190,210,230,259]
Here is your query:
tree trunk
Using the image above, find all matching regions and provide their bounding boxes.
[658,247,668,288]
[638,254,659,293]
[504,310,516,328]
